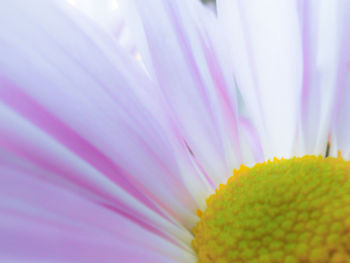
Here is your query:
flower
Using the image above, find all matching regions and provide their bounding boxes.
[0,0,349,262]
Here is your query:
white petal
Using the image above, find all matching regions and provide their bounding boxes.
[329,1,350,159]
[218,0,303,159]
[297,0,342,156]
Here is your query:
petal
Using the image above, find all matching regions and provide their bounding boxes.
[218,0,349,159]
[119,0,258,184]
[0,150,195,263]
[218,0,303,159]
[297,0,343,156]
[63,0,121,32]
[62,0,138,56]
[0,0,205,235]
[329,1,350,158]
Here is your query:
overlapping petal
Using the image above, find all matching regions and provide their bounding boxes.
[0,149,195,263]
[297,0,345,156]
[118,0,263,185]
[329,1,350,158]
[62,0,137,57]
[217,0,348,159]
[218,0,304,159]
[1,0,349,262]
[0,0,217,259]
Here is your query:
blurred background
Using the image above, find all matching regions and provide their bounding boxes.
[202,0,216,10]
[201,0,216,4]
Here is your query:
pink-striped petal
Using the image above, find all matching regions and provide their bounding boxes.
[0,150,195,263]
[118,0,261,185]
[0,0,206,242]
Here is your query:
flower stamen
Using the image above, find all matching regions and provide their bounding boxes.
[193,156,350,263]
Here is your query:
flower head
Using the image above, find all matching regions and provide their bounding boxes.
[0,0,350,262]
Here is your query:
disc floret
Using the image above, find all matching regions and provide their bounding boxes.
[193,156,350,263]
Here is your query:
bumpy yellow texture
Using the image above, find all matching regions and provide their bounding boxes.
[192,156,350,263]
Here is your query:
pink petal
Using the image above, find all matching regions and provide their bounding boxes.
[119,0,260,185]
[0,0,204,238]
[0,151,195,262]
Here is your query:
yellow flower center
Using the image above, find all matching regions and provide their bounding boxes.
[192,156,350,263]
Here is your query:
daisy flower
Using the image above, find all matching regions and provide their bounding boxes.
[0,0,350,262]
